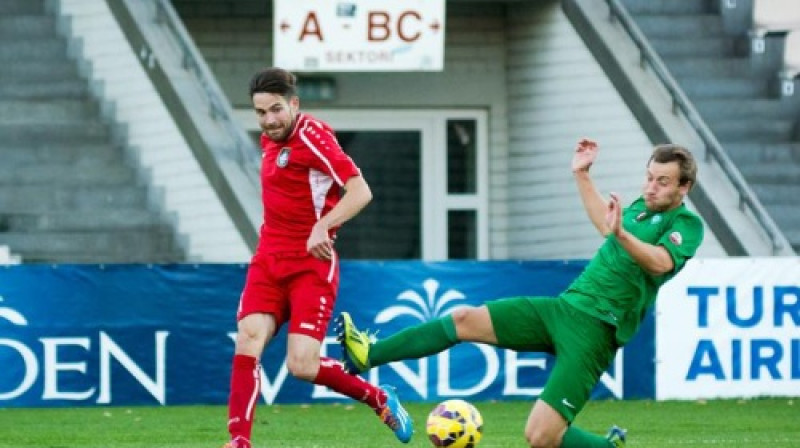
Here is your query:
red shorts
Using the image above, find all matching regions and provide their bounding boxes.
[238,250,339,341]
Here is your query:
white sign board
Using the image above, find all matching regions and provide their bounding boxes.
[656,258,800,399]
[274,0,445,72]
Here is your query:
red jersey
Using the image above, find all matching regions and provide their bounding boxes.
[257,113,360,253]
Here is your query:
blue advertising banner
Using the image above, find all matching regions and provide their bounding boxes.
[656,258,800,399]
[0,261,654,407]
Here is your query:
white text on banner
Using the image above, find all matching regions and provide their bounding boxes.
[656,258,800,399]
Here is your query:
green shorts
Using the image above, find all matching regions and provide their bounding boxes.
[487,296,618,422]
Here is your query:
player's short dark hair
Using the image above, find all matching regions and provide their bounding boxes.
[650,144,697,189]
[249,67,297,99]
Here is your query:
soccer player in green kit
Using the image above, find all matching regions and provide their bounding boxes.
[336,138,704,448]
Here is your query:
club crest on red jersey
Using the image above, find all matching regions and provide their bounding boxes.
[277,147,291,167]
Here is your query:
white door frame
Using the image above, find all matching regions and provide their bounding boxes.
[235,108,489,260]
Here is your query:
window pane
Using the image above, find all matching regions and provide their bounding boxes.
[447,119,477,194]
[448,210,477,259]
[335,131,421,260]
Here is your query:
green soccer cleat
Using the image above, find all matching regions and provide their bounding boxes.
[606,425,627,447]
[334,312,372,374]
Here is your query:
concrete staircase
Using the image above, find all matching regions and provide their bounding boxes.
[620,0,800,253]
[0,0,184,263]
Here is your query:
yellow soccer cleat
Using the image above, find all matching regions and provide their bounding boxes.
[334,312,372,374]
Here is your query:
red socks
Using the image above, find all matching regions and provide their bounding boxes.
[227,354,260,448]
[314,357,386,411]
[227,355,387,447]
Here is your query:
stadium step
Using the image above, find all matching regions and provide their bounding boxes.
[0,164,137,186]
[751,183,800,204]
[0,143,123,165]
[0,99,100,122]
[0,185,149,213]
[710,119,796,142]
[620,0,712,15]
[0,0,44,15]
[0,79,89,99]
[649,37,736,58]
[0,230,183,263]
[738,162,800,184]
[666,57,779,78]
[0,16,58,38]
[724,142,800,165]
[631,15,725,38]
[763,205,800,231]
[696,98,800,119]
[0,0,184,263]
[0,122,112,146]
[770,214,800,252]
[680,77,769,99]
[0,60,82,81]
[621,0,800,254]
[0,39,69,60]
[0,209,166,232]
[783,232,800,253]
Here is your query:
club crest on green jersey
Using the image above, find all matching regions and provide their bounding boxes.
[277,147,291,167]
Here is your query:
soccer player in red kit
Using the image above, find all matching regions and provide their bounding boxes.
[223,68,413,448]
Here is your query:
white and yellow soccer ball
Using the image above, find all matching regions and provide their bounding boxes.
[425,399,483,448]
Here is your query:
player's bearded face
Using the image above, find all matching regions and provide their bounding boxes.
[253,93,299,142]
[642,161,689,212]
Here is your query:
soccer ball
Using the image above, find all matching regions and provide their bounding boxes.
[426,399,483,448]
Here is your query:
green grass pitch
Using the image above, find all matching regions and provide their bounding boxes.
[0,398,796,447]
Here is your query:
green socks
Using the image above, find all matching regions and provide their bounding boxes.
[369,315,459,367]
[367,316,614,448]
[561,426,614,448]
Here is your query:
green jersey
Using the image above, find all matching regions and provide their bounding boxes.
[562,196,704,345]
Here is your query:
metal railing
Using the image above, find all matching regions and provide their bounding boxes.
[606,0,784,254]
[152,0,261,186]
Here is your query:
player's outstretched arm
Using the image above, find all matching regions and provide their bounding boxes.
[572,138,610,236]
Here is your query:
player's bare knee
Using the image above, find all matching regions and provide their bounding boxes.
[235,325,264,350]
[450,306,477,327]
[524,424,560,448]
[451,306,494,342]
[524,430,557,448]
[286,352,317,381]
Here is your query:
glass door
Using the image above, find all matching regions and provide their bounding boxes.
[334,130,422,259]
